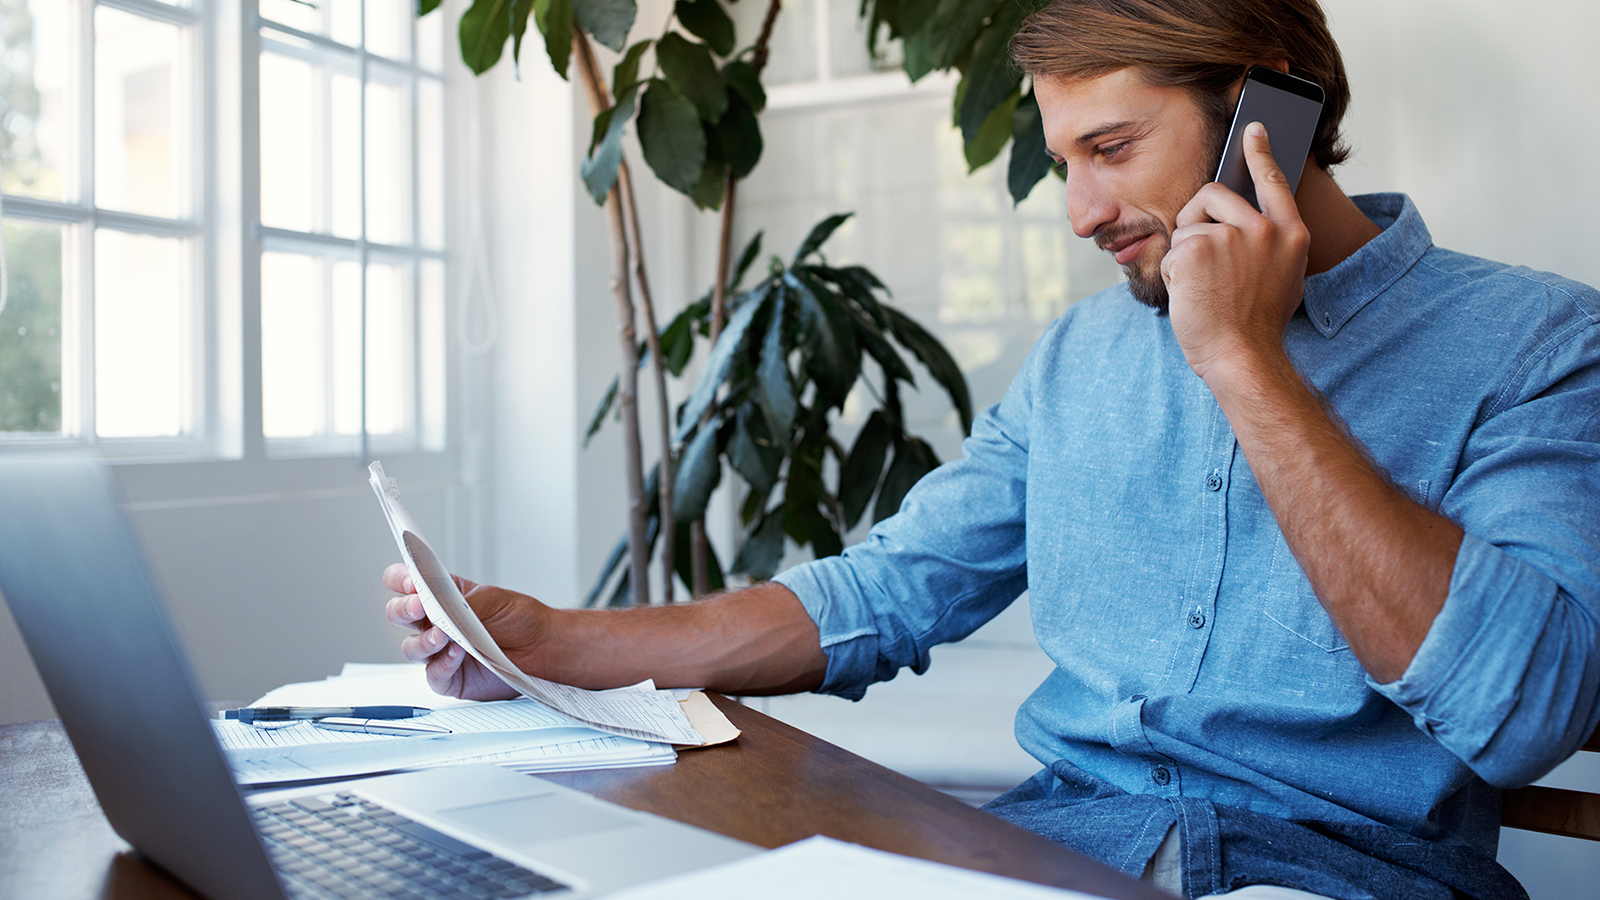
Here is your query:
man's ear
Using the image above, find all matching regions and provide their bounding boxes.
[1262,59,1291,75]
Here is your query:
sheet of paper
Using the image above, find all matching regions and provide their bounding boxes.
[602,835,1116,900]
[368,462,720,746]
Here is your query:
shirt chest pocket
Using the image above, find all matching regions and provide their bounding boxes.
[1262,537,1351,653]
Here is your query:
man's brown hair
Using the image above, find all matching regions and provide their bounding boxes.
[1012,0,1351,170]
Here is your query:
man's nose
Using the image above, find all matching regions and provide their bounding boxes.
[1066,172,1115,239]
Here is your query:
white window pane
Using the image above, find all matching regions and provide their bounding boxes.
[262,252,325,438]
[418,80,444,249]
[0,219,64,433]
[365,80,411,246]
[330,260,362,434]
[330,0,361,49]
[331,73,362,239]
[95,7,185,218]
[260,52,321,233]
[0,0,73,201]
[260,0,321,35]
[732,0,817,85]
[419,259,445,450]
[94,230,187,437]
[366,0,410,62]
[363,262,408,436]
[417,7,444,72]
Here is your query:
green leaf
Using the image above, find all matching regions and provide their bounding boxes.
[786,272,857,407]
[804,270,913,384]
[675,0,735,57]
[658,305,699,377]
[572,0,636,52]
[419,0,445,16]
[783,440,842,558]
[794,212,853,263]
[958,0,1028,146]
[925,0,1003,76]
[717,93,763,179]
[721,60,766,113]
[1008,88,1054,205]
[612,39,653,98]
[637,79,708,197]
[458,0,518,74]
[533,0,572,79]
[755,292,796,441]
[656,33,728,124]
[672,419,723,521]
[839,410,893,529]
[727,403,782,495]
[873,437,940,523]
[583,376,620,446]
[580,84,638,204]
[964,87,1020,173]
[728,232,763,291]
[675,282,771,440]
[885,306,974,435]
[688,150,728,210]
[732,508,787,580]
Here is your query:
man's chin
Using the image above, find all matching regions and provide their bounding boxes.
[1124,266,1170,314]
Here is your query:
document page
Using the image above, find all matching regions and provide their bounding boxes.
[369,462,723,746]
[603,836,1116,900]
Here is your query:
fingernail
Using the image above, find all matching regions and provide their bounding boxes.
[1247,122,1266,138]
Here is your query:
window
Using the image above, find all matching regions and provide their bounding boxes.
[255,0,446,455]
[0,0,447,457]
[0,0,200,447]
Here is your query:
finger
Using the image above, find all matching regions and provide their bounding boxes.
[1241,121,1298,222]
[399,624,451,663]
[1175,180,1257,230]
[385,594,430,631]
[424,643,467,695]
[382,562,415,594]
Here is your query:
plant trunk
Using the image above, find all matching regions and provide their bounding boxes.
[690,0,783,593]
[573,30,651,606]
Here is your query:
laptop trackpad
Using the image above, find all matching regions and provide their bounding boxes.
[441,793,641,846]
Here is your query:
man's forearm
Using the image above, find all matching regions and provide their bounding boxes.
[526,582,829,695]
[1205,349,1464,683]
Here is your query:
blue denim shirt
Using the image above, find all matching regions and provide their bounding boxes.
[775,194,1600,898]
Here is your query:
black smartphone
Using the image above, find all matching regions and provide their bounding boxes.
[1214,65,1325,210]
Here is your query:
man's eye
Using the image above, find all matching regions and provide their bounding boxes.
[1051,158,1068,175]
[1099,142,1128,159]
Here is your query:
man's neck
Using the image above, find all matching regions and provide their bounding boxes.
[1295,164,1382,276]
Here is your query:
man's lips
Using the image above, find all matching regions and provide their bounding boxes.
[1108,234,1154,266]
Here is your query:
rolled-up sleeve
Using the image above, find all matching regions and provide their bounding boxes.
[1374,307,1600,788]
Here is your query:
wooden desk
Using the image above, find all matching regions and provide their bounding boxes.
[0,694,1170,900]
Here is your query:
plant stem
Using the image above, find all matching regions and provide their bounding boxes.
[692,0,783,592]
[573,29,652,606]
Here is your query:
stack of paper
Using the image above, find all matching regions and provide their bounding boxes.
[215,664,677,786]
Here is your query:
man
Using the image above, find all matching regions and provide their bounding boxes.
[386,1,1600,897]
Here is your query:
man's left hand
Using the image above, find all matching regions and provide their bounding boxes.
[1161,121,1310,386]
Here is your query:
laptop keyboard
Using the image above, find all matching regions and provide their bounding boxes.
[253,792,571,899]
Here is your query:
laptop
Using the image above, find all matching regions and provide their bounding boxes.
[0,456,759,900]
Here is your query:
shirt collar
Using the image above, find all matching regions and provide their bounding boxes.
[1302,193,1432,338]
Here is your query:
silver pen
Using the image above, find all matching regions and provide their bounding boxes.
[311,717,452,736]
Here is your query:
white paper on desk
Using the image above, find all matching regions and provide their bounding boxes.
[603,836,1116,900]
[368,462,704,746]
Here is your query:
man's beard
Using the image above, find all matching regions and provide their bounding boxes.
[1096,219,1174,313]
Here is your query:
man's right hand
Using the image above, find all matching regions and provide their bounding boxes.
[383,563,542,702]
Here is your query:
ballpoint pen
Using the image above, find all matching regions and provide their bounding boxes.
[222,706,433,724]
[312,717,452,736]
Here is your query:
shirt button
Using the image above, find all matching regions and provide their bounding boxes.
[1205,472,1223,491]
[1188,609,1206,629]
[1151,766,1171,786]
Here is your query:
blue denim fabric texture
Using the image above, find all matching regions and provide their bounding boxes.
[773,194,1600,900]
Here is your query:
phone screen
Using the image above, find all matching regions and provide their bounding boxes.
[1214,66,1325,210]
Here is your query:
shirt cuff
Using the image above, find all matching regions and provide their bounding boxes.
[774,557,882,700]
[1372,532,1556,758]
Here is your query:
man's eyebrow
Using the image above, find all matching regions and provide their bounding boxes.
[1075,120,1142,146]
